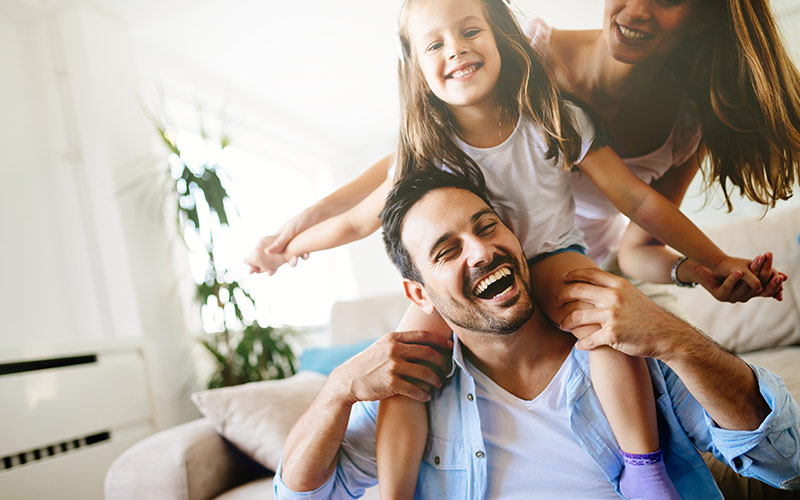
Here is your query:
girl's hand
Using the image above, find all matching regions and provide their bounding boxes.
[683,254,785,303]
[244,235,291,276]
[266,208,316,259]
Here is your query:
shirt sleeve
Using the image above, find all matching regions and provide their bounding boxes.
[663,362,800,490]
[563,102,597,165]
[274,401,381,500]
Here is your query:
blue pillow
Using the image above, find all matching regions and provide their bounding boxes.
[299,339,377,375]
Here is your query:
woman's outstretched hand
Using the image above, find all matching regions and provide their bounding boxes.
[681,253,786,303]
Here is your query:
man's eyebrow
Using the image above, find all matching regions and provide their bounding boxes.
[427,208,495,259]
[421,15,483,41]
[471,208,494,223]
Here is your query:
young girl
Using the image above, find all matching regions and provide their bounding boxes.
[247,0,782,498]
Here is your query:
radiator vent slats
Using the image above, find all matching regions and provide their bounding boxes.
[1,431,111,472]
[0,354,97,376]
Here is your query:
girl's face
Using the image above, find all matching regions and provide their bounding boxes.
[603,0,700,64]
[407,0,502,109]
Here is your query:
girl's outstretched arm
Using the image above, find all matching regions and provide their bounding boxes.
[245,176,391,275]
[578,146,768,294]
[266,154,394,255]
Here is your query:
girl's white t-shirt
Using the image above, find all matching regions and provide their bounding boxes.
[453,102,594,258]
[464,353,620,499]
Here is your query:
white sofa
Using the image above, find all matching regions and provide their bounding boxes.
[105,206,800,500]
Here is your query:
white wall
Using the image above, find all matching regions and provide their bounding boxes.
[0,4,201,429]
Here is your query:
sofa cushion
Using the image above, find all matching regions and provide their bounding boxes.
[192,371,326,472]
[672,206,800,353]
[300,339,376,374]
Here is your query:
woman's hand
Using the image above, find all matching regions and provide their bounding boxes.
[681,253,786,302]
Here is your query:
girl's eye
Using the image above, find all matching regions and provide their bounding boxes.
[426,41,443,52]
[464,28,481,38]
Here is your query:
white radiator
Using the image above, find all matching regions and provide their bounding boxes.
[0,344,155,499]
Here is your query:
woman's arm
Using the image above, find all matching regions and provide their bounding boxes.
[267,153,394,254]
[578,146,763,291]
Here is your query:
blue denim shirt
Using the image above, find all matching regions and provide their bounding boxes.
[275,339,800,499]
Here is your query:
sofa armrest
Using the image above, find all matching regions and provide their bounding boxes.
[105,418,269,500]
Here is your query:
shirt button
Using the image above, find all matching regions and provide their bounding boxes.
[466,393,474,401]
[475,450,484,458]
[733,457,743,468]
[434,456,440,465]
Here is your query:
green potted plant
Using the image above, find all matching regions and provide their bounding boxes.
[154,119,300,388]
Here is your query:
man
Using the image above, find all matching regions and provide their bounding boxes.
[276,169,800,499]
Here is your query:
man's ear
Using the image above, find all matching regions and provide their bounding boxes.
[402,279,436,315]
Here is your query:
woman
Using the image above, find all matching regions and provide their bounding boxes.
[257,0,798,304]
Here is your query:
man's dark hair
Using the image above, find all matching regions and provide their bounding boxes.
[380,167,494,283]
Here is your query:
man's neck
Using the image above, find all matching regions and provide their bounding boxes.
[457,309,575,400]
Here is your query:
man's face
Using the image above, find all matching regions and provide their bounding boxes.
[401,187,534,335]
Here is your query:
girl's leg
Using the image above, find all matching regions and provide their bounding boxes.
[376,304,451,500]
[530,252,679,499]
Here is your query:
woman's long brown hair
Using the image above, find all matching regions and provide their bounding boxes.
[394,0,586,186]
[674,0,800,209]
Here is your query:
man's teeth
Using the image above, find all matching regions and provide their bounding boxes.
[474,267,511,296]
[450,65,478,79]
[618,25,648,40]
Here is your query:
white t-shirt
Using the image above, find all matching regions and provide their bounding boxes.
[526,17,703,264]
[572,96,702,263]
[452,102,594,258]
[464,354,620,499]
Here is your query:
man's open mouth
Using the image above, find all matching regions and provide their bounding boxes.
[446,62,483,80]
[473,267,514,299]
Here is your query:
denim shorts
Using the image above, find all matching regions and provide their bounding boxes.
[526,244,587,266]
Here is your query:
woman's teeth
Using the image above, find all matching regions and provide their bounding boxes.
[618,25,649,40]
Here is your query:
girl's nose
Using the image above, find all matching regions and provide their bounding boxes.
[448,48,468,60]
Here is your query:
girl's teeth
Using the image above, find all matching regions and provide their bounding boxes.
[451,65,477,79]
[619,25,647,40]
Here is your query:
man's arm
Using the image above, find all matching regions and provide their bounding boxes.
[278,330,451,496]
[557,268,800,489]
[556,267,769,429]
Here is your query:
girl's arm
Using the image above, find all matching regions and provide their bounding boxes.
[578,146,764,292]
[284,176,391,257]
[266,154,394,255]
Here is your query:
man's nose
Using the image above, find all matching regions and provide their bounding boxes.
[464,235,493,267]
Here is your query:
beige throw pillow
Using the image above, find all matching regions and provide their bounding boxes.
[191,371,327,471]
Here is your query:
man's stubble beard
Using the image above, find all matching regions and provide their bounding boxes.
[428,254,535,335]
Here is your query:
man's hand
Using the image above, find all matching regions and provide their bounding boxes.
[556,267,689,361]
[327,330,453,406]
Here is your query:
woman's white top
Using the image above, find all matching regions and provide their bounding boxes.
[526,18,704,263]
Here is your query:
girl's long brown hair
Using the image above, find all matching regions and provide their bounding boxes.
[394,0,587,186]
[674,0,800,209]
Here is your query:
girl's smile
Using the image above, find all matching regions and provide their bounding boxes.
[408,0,502,109]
